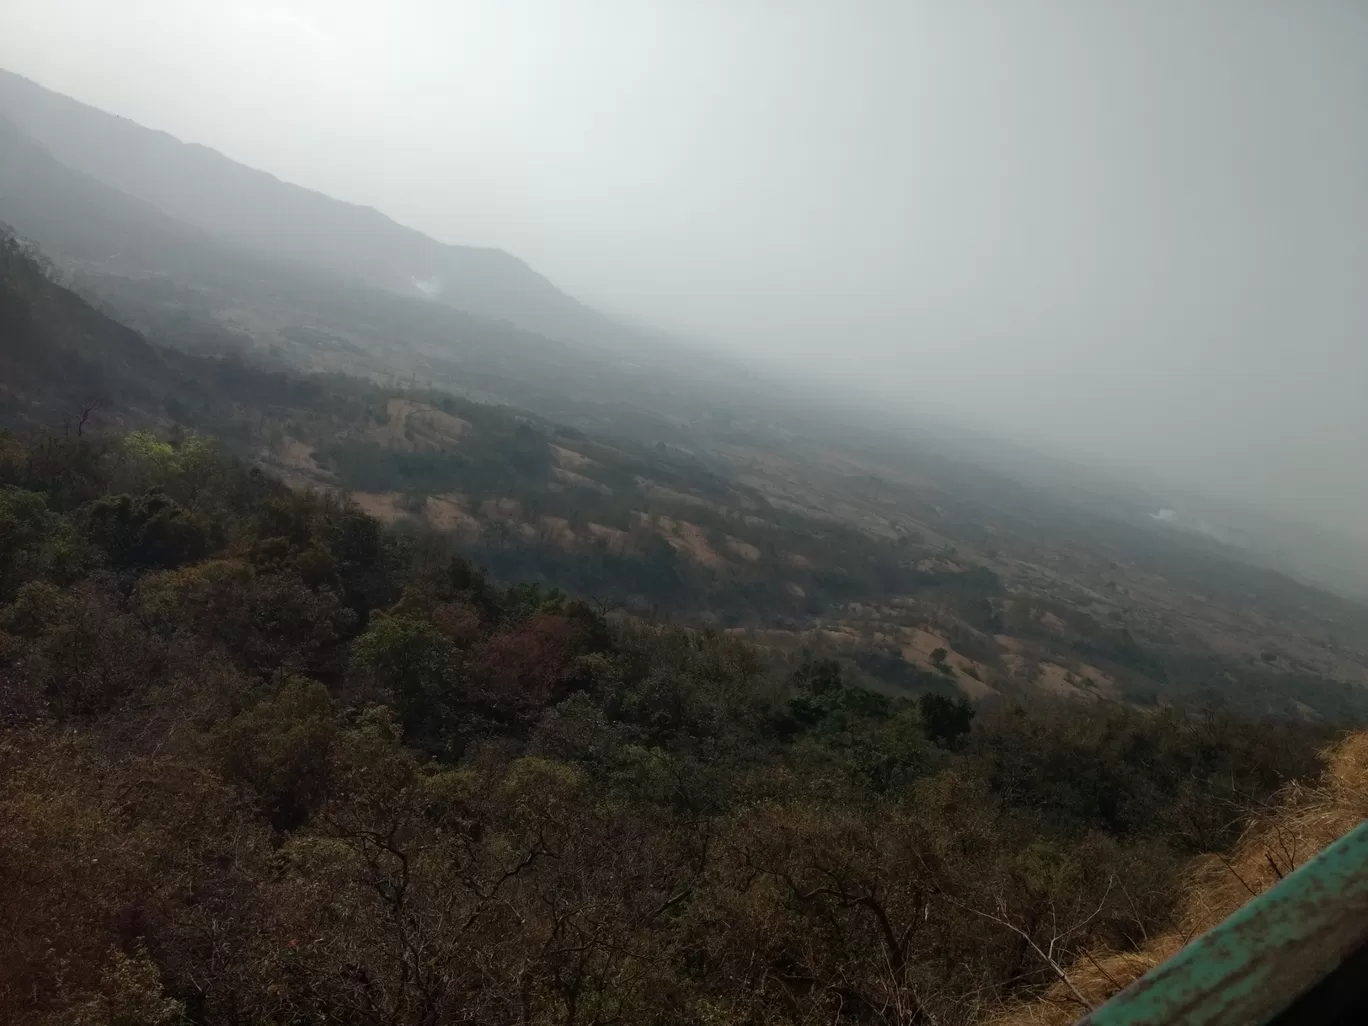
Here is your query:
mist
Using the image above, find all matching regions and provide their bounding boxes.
[2,0,1365,550]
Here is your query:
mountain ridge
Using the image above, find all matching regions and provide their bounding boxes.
[0,67,632,346]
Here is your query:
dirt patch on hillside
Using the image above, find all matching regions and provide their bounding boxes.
[368,398,471,452]
[954,674,1000,700]
[733,627,803,649]
[1033,662,1092,699]
[900,627,998,695]
[538,516,577,547]
[818,628,861,647]
[551,467,612,494]
[902,627,947,658]
[1075,663,1123,700]
[411,402,471,439]
[480,497,522,522]
[587,522,630,554]
[1040,611,1070,632]
[260,437,332,490]
[550,444,595,471]
[656,517,726,569]
[351,491,408,523]
[643,482,723,512]
[726,536,761,562]
[915,556,967,574]
[279,437,325,474]
[423,494,481,535]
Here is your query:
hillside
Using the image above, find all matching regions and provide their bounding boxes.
[0,421,1347,1026]
[0,227,177,422]
[0,99,751,438]
[3,121,1368,1025]
[0,112,254,284]
[2,234,1366,724]
[0,68,631,346]
[997,728,1368,1024]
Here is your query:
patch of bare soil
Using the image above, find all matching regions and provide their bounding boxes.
[914,556,967,574]
[642,482,724,512]
[900,626,999,697]
[480,497,523,522]
[258,437,332,490]
[1075,663,1123,700]
[279,437,325,474]
[1039,611,1070,632]
[731,627,803,649]
[655,516,727,569]
[954,674,1000,700]
[537,516,577,547]
[549,444,595,470]
[351,491,408,523]
[726,536,762,562]
[1033,661,1093,700]
[550,467,613,494]
[367,398,471,452]
[423,494,481,536]
[587,522,631,554]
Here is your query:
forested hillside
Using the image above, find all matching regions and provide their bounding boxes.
[4,229,1364,723]
[0,428,1340,1025]
[0,243,1360,1021]
[3,74,1368,1024]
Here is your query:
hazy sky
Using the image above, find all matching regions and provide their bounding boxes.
[1,0,1366,543]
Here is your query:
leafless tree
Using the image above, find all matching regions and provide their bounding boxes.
[77,397,102,437]
[941,874,1117,1012]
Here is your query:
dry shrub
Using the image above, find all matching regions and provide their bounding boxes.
[992,730,1368,1026]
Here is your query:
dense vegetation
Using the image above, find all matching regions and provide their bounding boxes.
[0,430,1338,1025]
[4,73,1368,1026]
[6,226,1366,730]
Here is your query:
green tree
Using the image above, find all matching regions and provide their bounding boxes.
[919,692,975,747]
[351,614,461,743]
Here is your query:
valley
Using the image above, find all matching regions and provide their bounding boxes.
[1,58,1366,1026]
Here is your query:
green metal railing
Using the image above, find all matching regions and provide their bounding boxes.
[1075,821,1368,1025]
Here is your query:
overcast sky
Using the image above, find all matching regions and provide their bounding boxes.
[1,0,1365,546]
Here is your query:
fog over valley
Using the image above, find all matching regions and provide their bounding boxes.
[4,0,1365,583]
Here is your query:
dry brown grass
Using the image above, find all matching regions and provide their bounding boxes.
[548,444,593,471]
[654,516,727,569]
[349,491,408,523]
[725,535,762,563]
[550,466,613,495]
[365,398,471,452]
[991,731,1368,1025]
[423,494,481,536]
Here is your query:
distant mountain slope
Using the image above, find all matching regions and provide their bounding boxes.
[0,111,729,449]
[5,223,1368,719]
[0,111,300,291]
[0,227,175,424]
[0,68,629,345]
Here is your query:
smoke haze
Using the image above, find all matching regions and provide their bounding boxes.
[2,0,1365,554]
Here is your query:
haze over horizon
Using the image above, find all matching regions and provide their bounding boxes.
[1,0,1365,553]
